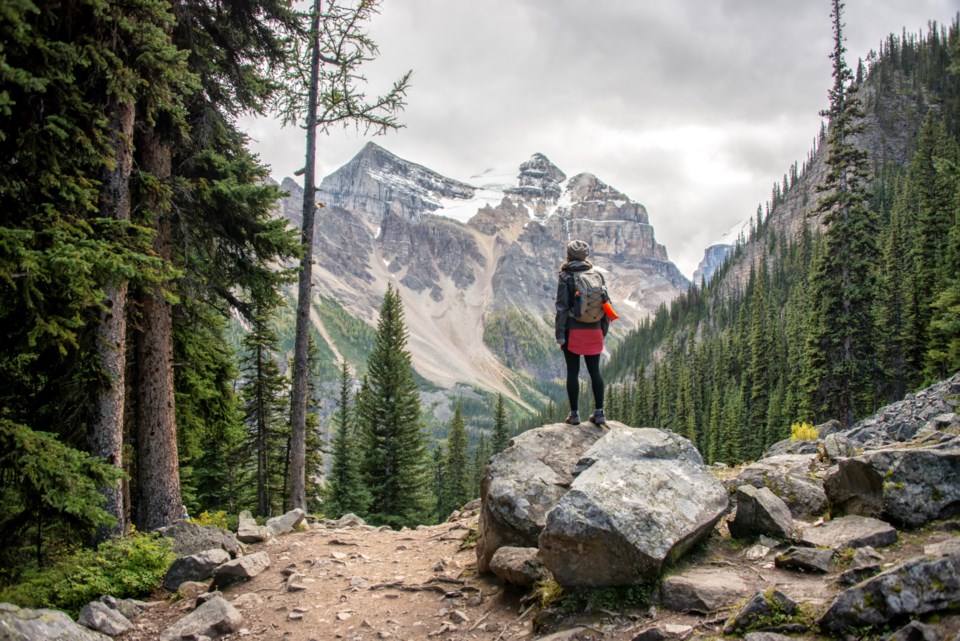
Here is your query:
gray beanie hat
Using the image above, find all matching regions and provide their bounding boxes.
[566,240,589,260]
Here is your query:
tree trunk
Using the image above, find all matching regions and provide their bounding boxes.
[134,126,182,532]
[288,0,323,511]
[89,97,134,542]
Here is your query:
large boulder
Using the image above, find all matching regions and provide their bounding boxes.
[799,515,897,550]
[818,553,960,634]
[237,511,270,544]
[537,427,728,587]
[824,445,960,528]
[735,454,827,518]
[156,520,241,558]
[0,603,110,641]
[211,551,271,589]
[660,567,754,613]
[158,595,241,641]
[476,422,607,573]
[728,485,794,540]
[266,508,306,536]
[77,601,132,637]
[163,548,231,591]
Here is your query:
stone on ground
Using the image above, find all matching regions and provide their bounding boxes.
[774,546,833,573]
[723,590,797,635]
[159,595,241,641]
[156,520,241,558]
[729,485,794,540]
[0,603,110,641]
[77,601,132,636]
[488,546,548,586]
[266,508,306,536]
[800,514,897,550]
[660,567,753,613]
[163,548,231,591]
[735,454,827,518]
[211,551,271,589]
[237,510,271,544]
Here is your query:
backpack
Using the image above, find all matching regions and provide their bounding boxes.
[570,268,607,323]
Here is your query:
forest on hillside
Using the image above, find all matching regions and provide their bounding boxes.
[591,16,960,463]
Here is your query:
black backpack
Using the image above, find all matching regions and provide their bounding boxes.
[570,269,607,323]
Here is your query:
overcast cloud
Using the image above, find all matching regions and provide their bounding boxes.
[240,0,957,278]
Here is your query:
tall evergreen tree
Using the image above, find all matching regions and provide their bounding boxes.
[322,360,369,518]
[358,285,430,528]
[491,394,510,454]
[441,401,470,518]
[801,0,879,426]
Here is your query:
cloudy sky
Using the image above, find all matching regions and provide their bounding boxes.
[240,0,957,279]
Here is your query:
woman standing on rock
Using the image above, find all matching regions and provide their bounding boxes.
[555,239,609,426]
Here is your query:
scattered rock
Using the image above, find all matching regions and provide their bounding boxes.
[774,546,833,573]
[231,593,264,609]
[800,514,897,549]
[735,454,828,517]
[631,626,668,641]
[822,433,857,459]
[488,546,548,586]
[163,548,231,591]
[211,551,271,589]
[836,546,884,585]
[844,374,960,447]
[98,596,149,621]
[449,610,469,624]
[77,601,132,636]
[660,567,754,613]
[158,596,241,641]
[885,620,942,641]
[824,445,960,528]
[237,511,271,544]
[156,520,241,558]
[0,603,110,641]
[924,537,960,557]
[744,544,772,561]
[723,590,797,635]
[818,553,960,634]
[337,513,367,528]
[728,485,794,540]
[744,633,798,641]
[538,427,728,587]
[266,508,306,536]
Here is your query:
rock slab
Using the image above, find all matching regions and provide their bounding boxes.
[818,553,960,634]
[77,601,133,636]
[159,595,241,641]
[156,520,241,558]
[0,603,110,641]
[729,485,794,540]
[660,567,753,613]
[266,508,306,536]
[735,454,827,517]
[800,514,897,550]
[163,548,231,591]
[212,551,271,589]
[488,546,548,586]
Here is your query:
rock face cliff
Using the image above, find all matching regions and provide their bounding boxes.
[282,142,688,403]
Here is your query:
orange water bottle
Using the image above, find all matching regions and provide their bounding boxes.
[602,300,619,321]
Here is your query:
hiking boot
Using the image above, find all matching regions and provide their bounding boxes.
[565,411,580,425]
[588,409,607,427]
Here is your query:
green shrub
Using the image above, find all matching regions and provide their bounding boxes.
[191,510,237,532]
[0,531,175,617]
[789,421,819,441]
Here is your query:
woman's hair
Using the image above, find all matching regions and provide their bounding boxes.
[561,257,593,270]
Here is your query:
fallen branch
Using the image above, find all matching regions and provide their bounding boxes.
[468,612,491,631]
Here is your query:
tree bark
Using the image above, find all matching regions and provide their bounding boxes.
[89,97,134,542]
[288,0,323,511]
[134,125,182,532]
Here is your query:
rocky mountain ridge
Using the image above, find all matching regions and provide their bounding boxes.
[282,142,688,403]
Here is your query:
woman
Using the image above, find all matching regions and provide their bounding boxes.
[555,239,608,426]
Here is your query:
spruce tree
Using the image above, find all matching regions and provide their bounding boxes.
[442,401,471,518]
[801,0,879,426]
[491,394,510,454]
[322,360,369,519]
[358,285,431,528]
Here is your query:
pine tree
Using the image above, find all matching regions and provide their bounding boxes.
[322,360,369,518]
[471,432,490,499]
[801,0,879,426]
[358,285,431,528]
[441,401,471,518]
[491,394,510,454]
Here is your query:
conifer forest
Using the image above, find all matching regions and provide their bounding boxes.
[1,0,959,614]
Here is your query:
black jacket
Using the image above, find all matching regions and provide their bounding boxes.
[554,260,610,344]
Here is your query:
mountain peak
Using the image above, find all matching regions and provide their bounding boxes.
[505,153,566,200]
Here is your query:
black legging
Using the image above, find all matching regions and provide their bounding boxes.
[563,348,604,412]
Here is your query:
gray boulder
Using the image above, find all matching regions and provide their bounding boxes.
[818,553,960,634]
[824,445,960,528]
[660,567,754,613]
[77,601,132,637]
[0,603,110,641]
[729,485,794,540]
[538,427,728,587]
[158,595,241,641]
[800,514,897,550]
[211,551,271,589]
[156,520,241,558]
[836,546,884,585]
[266,508,306,536]
[885,621,942,641]
[774,546,833,573]
[163,548,231,591]
[735,454,827,518]
[476,422,606,573]
[237,510,270,544]
[822,433,857,459]
[488,546,548,586]
[723,590,798,635]
[97,596,148,622]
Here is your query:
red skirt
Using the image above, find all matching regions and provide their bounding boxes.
[567,329,603,356]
